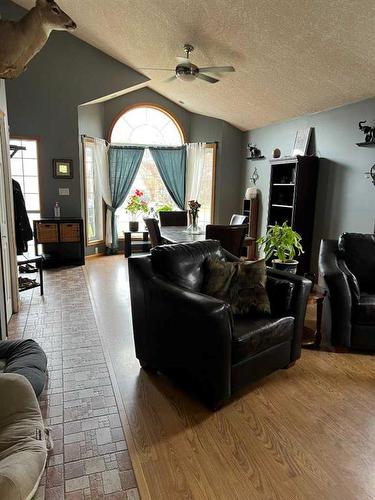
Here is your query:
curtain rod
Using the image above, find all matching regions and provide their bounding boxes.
[81,134,110,146]
[81,134,218,148]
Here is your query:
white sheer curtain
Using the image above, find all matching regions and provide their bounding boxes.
[92,138,113,246]
[185,142,206,204]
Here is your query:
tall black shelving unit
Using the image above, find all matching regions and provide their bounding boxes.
[267,155,320,274]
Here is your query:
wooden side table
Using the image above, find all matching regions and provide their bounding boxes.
[123,230,151,258]
[302,286,326,349]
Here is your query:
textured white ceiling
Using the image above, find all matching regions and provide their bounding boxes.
[11,0,375,130]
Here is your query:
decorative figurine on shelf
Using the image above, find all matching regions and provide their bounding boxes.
[247,143,264,159]
[273,148,281,159]
[358,121,375,143]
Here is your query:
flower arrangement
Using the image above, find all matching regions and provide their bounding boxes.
[125,189,149,221]
[188,200,201,227]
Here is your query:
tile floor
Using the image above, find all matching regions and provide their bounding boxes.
[8,267,139,500]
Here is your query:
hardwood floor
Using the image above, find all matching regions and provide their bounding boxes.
[85,255,375,500]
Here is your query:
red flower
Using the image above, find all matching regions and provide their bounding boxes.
[135,189,143,197]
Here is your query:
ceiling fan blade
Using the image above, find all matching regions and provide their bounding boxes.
[199,66,235,73]
[138,68,174,71]
[164,75,177,83]
[197,73,219,84]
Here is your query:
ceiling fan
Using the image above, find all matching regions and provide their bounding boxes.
[140,44,235,84]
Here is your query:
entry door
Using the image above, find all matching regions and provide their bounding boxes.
[0,117,12,323]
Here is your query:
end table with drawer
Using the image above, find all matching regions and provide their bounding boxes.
[33,218,85,267]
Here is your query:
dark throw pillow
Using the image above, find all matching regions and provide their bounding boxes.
[202,259,271,316]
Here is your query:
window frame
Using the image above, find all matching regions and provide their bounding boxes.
[108,103,186,145]
[206,142,217,225]
[82,136,106,247]
[10,135,42,219]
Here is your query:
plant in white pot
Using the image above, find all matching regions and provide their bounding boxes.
[257,221,303,274]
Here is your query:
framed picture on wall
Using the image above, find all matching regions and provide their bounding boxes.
[53,159,73,179]
[291,128,312,157]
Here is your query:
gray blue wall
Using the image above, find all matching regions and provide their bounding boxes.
[243,97,375,271]
[78,103,105,141]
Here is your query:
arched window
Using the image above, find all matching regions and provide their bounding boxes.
[110,105,185,233]
[110,106,184,146]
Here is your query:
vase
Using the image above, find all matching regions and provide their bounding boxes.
[186,211,201,234]
[271,259,298,274]
[129,220,139,232]
[245,187,257,200]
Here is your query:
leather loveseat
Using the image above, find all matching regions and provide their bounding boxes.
[129,240,311,408]
[319,233,375,350]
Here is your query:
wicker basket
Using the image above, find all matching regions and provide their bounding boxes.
[35,223,58,243]
[60,223,80,242]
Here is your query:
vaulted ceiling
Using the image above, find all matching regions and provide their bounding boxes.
[12,0,375,130]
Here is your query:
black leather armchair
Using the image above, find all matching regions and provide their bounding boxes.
[319,233,375,350]
[129,240,312,408]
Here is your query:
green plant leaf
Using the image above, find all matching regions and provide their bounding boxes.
[257,222,303,262]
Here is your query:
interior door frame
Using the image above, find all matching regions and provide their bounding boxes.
[0,238,7,339]
[0,110,19,316]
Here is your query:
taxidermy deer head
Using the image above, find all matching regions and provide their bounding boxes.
[0,0,76,79]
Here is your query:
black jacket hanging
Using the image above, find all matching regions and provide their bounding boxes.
[12,179,33,254]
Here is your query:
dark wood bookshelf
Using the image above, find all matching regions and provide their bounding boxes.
[267,155,320,274]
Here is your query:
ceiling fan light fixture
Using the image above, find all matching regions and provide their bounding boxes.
[176,64,198,82]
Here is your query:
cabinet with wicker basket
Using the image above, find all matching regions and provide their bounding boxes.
[33,218,85,267]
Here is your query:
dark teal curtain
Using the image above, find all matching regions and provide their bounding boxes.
[108,145,145,251]
[149,146,186,210]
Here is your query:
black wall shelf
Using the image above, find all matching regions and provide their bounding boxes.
[246,156,266,161]
[356,141,375,148]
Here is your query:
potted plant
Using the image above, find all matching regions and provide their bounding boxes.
[125,189,148,232]
[257,221,303,274]
[156,203,173,213]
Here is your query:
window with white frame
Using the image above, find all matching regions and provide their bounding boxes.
[10,138,41,227]
[83,139,104,245]
[197,144,217,226]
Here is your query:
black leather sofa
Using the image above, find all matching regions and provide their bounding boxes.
[129,240,312,408]
[319,233,375,350]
